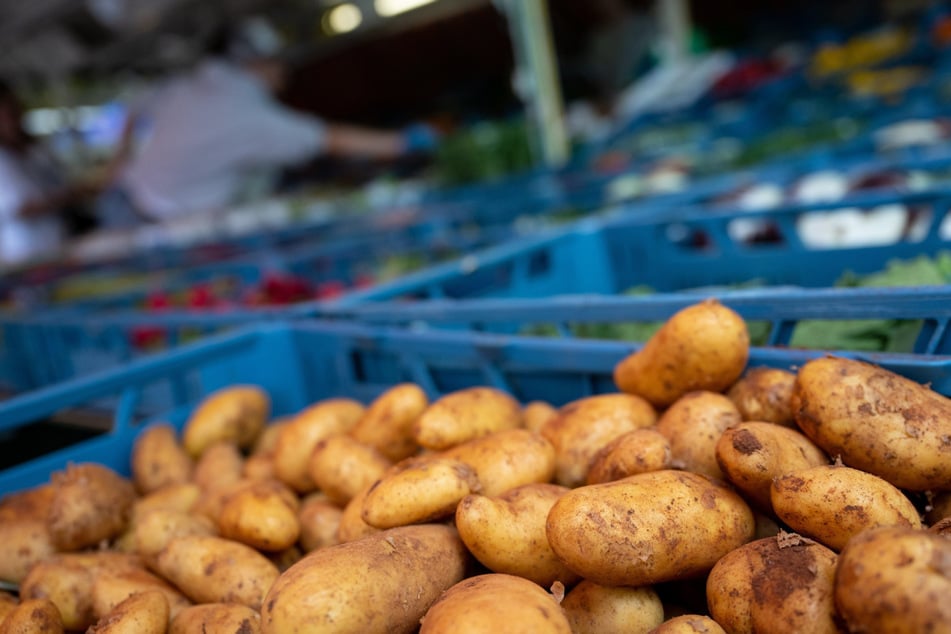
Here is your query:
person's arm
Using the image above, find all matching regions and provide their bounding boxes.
[17,181,96,218]
[322,124,405,160]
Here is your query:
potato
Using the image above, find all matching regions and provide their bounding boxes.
[715,422,828,512]
[218,479,301,551]
[268,546,303,573]
[546,470,754,586]
[47,463,135,551]
[792,356,951,491]
[133,509,218,562]
[154,535,280,610]
[298,495,343,552]
[362,457,480,529]
[835,526,951,632]
[706,534,839,634]
[419,573,571,633]
[561,580,663,634]
[455,483,578,587]
[413,387,522,451]
[261,524,469,634]
[192,441,244,492]
[523,401,558,434]
[243,452,277,481]
[91,566,192,622]
[586,428,671,485]
[771,464,922,551]
[727,367,796,427]
[349,383,428,461]
[132,423,194,494]
[132,483,201,520]
[192,478,250,524]
[542,393,657,487]
[308,435,392,505]
[0,598,63,634]
[336,483,381,543]
[442,429,556,496]
[0,486,56,583]
[930,517,951,537]
[648,615,726,633]
[655,391,741,480]
[0,594,15,624]
[614,299,749,408]
[273,398,365,493]
[927,491,951,525]
[182,385,269,457]
[252,419,288,455]
[87,590,168,634]
[170,603,261,634]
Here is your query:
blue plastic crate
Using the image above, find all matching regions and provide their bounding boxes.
[2,318,951,496]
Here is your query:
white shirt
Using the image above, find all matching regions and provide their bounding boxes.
[120,60,327,220]
[0,146,65,266]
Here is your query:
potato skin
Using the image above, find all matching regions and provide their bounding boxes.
[0,593,15,624]
[771,465,922,551]
[419,573,571,634]
[218,480,301,551]
[614,299,749,408]
[192,441,244,492]
[546,470,754,586]
[87,590,168,634]
[349,383,428,461]
[413,387,522,450]
[648,615,727,633]
[182,385,269,457]
[336,483,381,543]
[716,422,828,512]
[542,393,657,488]
[261,524,469,634]
[0,487,56,583]
[927,491,951,525]
[455,484,578,587]
[835,526,951,633]
[298,495,343,552]
[706,535,840,634]
[523,401,558,434]
[132,423,194,494]
[170,603,261,634]
[442,429,556,496]
[727,367,796,427]
[792,357,951,491]
[134,509,218,562]
[47,463,135,551]
[561,580,663,634]
[307,435,392,505]
[655,391,741,481]
[154,535,279,610]
[0,598,64,634]
[91,567,192,623]
[587,428,671,484]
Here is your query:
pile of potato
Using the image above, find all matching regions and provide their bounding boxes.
[1,298,950,633]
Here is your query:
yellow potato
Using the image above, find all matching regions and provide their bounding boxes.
[47,463,135,551]
[0,486,56,583]
[131,423,194,494]
[349,383,428,461]
[91,567,191,622]
[308,435,392,505]
[336,483,381,543]
[273,398,365,493]
[546,470,754,586]
[154,535,280,610]
[170,603,261,634]
[442,428,555,496]
[835,526,951,633]
[455,483,578,587]
[929,517,951,537]
[362,457,480,529]
[268,545,303,573]
[191,478,250,524]
[715,422,829,512]
[191,441,244,492]
[252,419,288,455]
[792,356,951,491]
[771,464,922,551]
[648,615,726,633]
[927,491,951,525]
[706,534,839,634]
[727,367,796,427]
[542,393,657,487]
[655,391,741,480]
[243,452,277,481]
[262,524,469,634]
[0,598,64,634]
[218,479,301,551]
[586,428,671,485]
[133,509,218,562]
[87,590,168,634]
[419,573,571,633]
[561,580,663,634]
[131,483,201,521]
[523,401,558,434]
[413,387,522,451]
[182,385,269,457]
[298,494,343,552]
[614,299,749,408]
[0,593,15,624]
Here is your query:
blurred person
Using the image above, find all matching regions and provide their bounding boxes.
[101,20,438,227]
[0,81,100,266]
